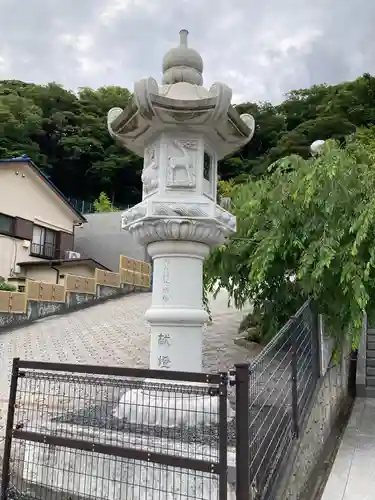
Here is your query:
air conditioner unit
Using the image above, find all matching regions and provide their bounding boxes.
[65,251,81,260]
[14,265,21,274]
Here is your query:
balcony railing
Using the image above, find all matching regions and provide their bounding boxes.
[30,242,56,259]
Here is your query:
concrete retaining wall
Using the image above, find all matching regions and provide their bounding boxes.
[280,338,351,499]
[74,212,149,271]
[0,284,148,332]
[356,314,367,397]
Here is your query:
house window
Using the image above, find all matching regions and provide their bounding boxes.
[0,213,15,236]
[31,225,57,259]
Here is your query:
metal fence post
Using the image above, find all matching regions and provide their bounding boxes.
[235,363,250,500]
[311,301,321,383]
[219,372,228,500]
[1,358,20,500]
[291,329,299,439]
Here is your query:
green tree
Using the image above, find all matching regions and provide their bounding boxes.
[0,91,44,160]
[218,179,235,198]
[205,128,375,347]
[1,74,375,210]
[93,192,119,212]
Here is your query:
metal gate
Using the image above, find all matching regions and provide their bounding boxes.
[1,359,229,500]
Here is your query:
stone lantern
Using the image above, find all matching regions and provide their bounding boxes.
[108,30,255,423]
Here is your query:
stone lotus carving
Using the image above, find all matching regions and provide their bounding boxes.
[127,219,229,247]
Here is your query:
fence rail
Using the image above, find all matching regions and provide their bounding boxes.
[235,299,320,500]
[0,253,152,316]
[0,292,27,314]
[120,255,151,288]
[26,280,65,302]
[95,268,121,288]
[65,274,97,295]
[1,359,229,500]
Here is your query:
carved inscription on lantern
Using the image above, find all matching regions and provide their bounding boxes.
[166,140,197,189]
[162,259,170,302]
[157,355,171,369]
[158,333,171,346]
[157,333,172,369]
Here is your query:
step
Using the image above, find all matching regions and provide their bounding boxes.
[367,350,375,359]
[367,376,375,386]
[368,328,375,335]
[366,366,375,376]
[364,386,375,398]
[368,341,375,350]
[366,358,375,367]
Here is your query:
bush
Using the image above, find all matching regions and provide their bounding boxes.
[205,130,375,348]
[0,280,16,291]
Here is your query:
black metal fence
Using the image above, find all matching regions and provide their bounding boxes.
[0,300,320,500]
[1,361,229,500]
[234,299,320,500]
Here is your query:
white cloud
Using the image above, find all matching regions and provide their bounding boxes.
[0,0,372,103]
[58,34,94,53]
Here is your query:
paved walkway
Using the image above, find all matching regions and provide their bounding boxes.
[0,290,255,436]
[322,398,375,500]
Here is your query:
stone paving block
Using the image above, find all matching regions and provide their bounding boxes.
[0,290,254,436]
[322,398,375,500]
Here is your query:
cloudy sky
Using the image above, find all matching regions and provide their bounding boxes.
[0,0,372,103]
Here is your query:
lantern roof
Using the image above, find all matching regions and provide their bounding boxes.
[107,30,255,159]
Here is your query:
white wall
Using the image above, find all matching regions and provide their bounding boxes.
[0,235,42,280]
[23,263,96,284]
[0,161,80,280]
[0,161,79,231]
[74,212,148,272]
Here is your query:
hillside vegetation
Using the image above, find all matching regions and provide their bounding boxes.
[1,73,374,206]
